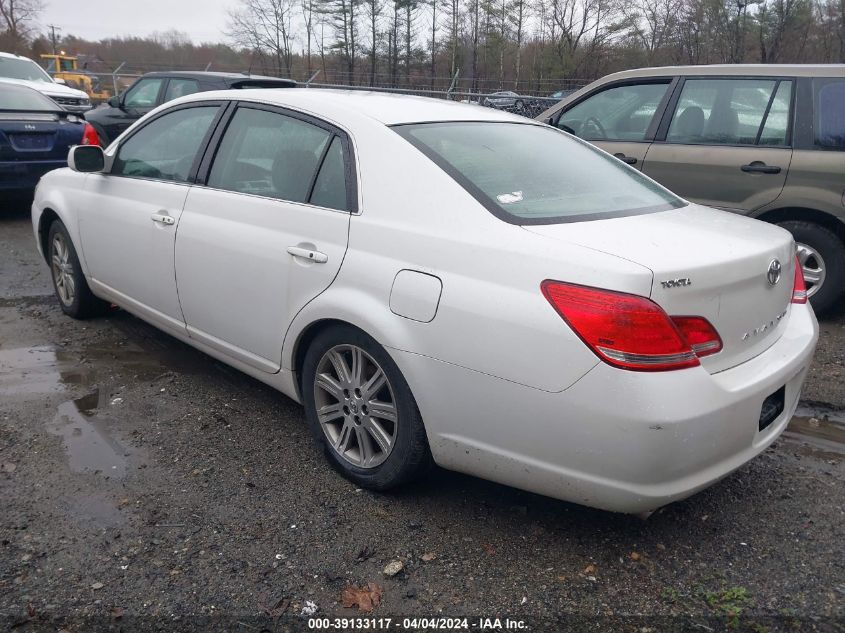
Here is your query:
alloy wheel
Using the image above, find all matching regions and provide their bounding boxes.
[51,233,76,306]
[796,242,826,299]
[313,344,398,469]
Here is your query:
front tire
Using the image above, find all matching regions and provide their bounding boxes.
[47,220,110,319]
[302,324,433,490]
[777,220,845,315]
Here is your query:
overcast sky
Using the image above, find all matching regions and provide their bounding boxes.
[40,0,230,44]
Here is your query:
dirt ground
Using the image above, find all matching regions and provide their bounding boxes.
[1,201,843,633]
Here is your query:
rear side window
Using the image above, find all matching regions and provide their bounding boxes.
[396,122,684,224]
[815,79,845,149]
[559,82,670,141]
[208,106,349,209]
[164,79,200,102]
[112,106,218,182]
[666,78,793,146]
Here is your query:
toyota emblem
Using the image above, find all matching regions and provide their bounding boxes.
[767,259,782,286]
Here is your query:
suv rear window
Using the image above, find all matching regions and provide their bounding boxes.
[815,79,845,149]
[395,122,684,224]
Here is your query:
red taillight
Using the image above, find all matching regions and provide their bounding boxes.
[81,122,100,146]
[791,255,807,304]
[541,280,721,372]
[671,316,723,357]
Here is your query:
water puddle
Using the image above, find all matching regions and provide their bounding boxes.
[0,346,95,396]
[45,389,129,478]
[784,404,845,458]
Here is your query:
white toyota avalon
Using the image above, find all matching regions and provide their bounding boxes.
[31,89,818,513]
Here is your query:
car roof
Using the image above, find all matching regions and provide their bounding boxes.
[140,70,296,85]
[174,88,531,125]
[599,63,845,80]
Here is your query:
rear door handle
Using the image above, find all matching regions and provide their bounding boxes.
[287,246,328,263]
[150,212,175,225]
[613,152,637,165]
[741,161,781,174]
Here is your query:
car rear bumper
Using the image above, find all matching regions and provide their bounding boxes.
[0,160,66,190]
[394,304,819,513]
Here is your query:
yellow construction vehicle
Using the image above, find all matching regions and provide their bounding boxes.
[40,53,111,102]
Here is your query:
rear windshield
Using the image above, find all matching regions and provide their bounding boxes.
[0,56,53,83]
[394,121,685,224]
[0,83,61,111]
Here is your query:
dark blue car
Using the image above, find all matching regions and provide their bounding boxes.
[0,81,99,193]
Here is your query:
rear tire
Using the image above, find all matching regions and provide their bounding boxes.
[302,324,433,491]
[777,221,845,315]
[47,220,110,319]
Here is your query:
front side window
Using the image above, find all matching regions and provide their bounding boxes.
[815,79,845,149]
[208,107,347,208]
[112,106,218,182]
[666,78,792,146]
[123,78,164,109]
[164,79,200,102]
[396,122,684,224]
[559,82,670,141]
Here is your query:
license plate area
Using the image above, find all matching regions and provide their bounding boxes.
[759,385,785,432]
[10,133,53,151]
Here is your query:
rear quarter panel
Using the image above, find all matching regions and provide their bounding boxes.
[32,168,91,273]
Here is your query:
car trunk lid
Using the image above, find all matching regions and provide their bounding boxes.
[523,204,797,373]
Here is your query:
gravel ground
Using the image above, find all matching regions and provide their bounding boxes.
[1,202,843,633]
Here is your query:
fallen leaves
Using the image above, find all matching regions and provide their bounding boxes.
[421,552,437,562]
[482,543,497,556]
[341,583,383,613]
[583,564,597,574]
[1,462,16,473]
[91,582,104,590]
[258,595,290,620]
[629,551,641,561]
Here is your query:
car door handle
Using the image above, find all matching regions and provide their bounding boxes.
[287,246,328,263]
[741,161,781,174]
[150,212,175,225]
[613,153,638,165]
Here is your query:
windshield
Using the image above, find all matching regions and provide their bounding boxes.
[0,83,62,111]
[0,56,54,83]
[395,121,685,224]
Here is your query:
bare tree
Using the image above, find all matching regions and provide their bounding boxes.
[228,0,296,76]
[0,0,43,52]
[363,0,383,84]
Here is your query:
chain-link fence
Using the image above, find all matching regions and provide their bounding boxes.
[53,68,586,120]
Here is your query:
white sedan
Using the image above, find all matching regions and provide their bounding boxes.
[32,89,818,513]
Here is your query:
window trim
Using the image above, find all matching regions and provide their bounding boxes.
[393,121,686,226]
[654,75,797,149]
[554,77,679,143]
[107,100,229,186]
[194,101,359,213]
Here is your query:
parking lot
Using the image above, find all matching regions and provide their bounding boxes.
[1,200,843,631]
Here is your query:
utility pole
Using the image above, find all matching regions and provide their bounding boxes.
[47,25,62,54]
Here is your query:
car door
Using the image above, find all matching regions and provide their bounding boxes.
[641,77,793,212]
[78,103,225,334]
[175,103,354,372]
[554,79,675,168]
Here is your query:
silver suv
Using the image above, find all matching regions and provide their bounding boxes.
[538,64,845,314]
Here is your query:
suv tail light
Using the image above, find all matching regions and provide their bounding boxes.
[541,280,722,372]
[81,122,100,146]
[791,255,807,304]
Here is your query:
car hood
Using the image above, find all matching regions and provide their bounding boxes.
[0,77,88,100]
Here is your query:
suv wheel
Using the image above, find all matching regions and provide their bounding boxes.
[778,220,845,315]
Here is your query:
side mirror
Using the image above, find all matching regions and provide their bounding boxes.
[107,95,121,108]
[54,77,67,85]
[68,145,105,173]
